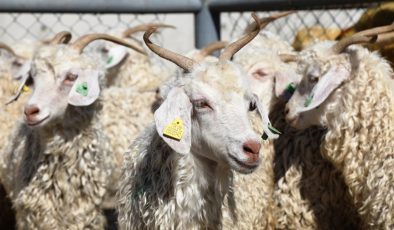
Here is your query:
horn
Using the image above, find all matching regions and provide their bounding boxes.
[70,33,146,54]
[244,11,295,33]
[279,54,298,62]
[43,31,72,45]
[143,27,197,72]
[0,42,18,57]
[196,41,228,60]
[219,13,261,61]
[122,23,175,38]
[374,31,394,47]
[331,23,394,54]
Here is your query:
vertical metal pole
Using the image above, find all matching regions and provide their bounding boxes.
[194,0,221,49]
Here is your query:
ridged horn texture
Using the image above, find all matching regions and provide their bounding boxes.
[244,11,295,33]
[331,23,394,54]
[71,33,147,54]
[122,23,176,38]
[219,12,262,61]
[143,27,197,72]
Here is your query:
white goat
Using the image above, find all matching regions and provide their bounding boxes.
[285,25,394,229]
[1,31,145,230]
[117,14,280,230]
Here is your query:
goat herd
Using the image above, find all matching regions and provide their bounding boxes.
[0,10,393,230]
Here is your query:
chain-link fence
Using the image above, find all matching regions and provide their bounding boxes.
[0,13,195,55]
[0,1,391,53]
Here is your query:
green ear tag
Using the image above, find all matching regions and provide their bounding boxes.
[107,56,113,64]
[262,123,281,140]
[76,82,89,96]
[268,123,281,134]
[304,95,313,107]
[286,82,296,94]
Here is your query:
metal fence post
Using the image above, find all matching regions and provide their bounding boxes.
[195,0,220,49]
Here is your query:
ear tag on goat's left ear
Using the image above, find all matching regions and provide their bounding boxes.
[262,123,281,140]
[304,95,313,107]
[76,82,89,96]
[163,118,184,141]
[107,56,113,65]
[286,83,296,94]
[22,85,30,93]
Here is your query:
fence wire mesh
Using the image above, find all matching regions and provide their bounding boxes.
[221,2,385,50]
[0,2,390,53]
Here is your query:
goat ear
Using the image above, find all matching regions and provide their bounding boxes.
[68,69,102,106]
[154,87,192,154]
[274,67,301,100]
[105,46,128,69]
[301,64,350,112]
[255,96,280,140]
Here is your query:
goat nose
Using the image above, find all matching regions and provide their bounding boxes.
[24,105,40,117]
[243,140,261,156]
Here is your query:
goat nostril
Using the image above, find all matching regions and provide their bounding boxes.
[285,107,289,115]
[242,140,261,155]
[25,105,40,116]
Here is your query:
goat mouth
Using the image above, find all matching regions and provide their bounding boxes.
[25,115,49,127]
[228,154,259,170]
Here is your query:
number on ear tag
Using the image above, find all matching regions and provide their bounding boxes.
[76,82,89,96]
[163,118,184,141]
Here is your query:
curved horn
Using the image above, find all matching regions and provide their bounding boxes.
[220,13,261,61]
[122,23,175,38]
[279,54,298,62]
[143,27,197,72]
[0,42,17,57]
[43,31,72,45]
[331,23,394,54]
[197,41,228,59]
[244,11,295,33]
[70,33,146,54]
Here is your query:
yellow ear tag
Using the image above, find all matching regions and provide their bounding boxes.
[163,118,184,141]
[22,85,30,93]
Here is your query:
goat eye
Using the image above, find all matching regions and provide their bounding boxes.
[193,99,212,110]
[64,73,78,83]
[12,60,23,67]
[249,101,257,111]
[308,74,319,83]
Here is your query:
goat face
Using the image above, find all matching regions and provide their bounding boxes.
[20,45,103,128]
[285,42,351,129]
[155,62,278,174]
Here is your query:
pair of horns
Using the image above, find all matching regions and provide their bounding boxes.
[332,23,394,54]
[144,13,266,72]
[278,23,394,62]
